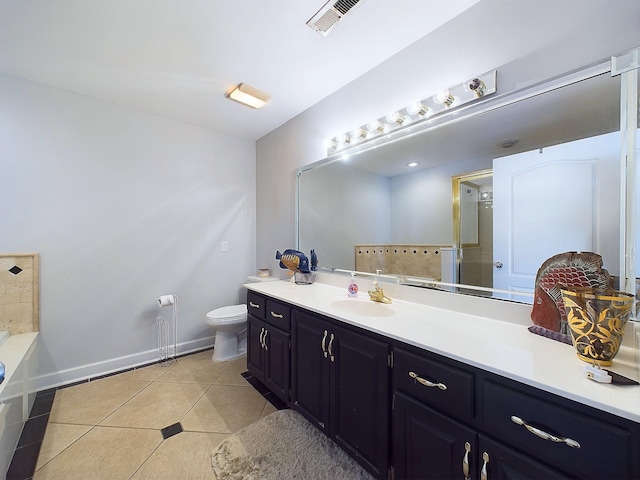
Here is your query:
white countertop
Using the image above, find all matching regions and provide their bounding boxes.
[246,275,640,423]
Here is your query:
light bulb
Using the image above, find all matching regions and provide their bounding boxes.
[464,78,486,98]
[385,111,405,125]
[337,133,351,147]
[367,120,384,133]
[407,102,433,117]
[351,127,366,141]
[325,138,338,151]
[433,89,455,107]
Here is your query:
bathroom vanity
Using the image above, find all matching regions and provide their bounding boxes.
[245,277,640,480]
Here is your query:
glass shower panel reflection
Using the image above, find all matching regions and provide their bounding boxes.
[459,179,494,289]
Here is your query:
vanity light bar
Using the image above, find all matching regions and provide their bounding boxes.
[325,70,497,155]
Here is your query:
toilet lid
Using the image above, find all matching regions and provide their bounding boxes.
[206,304,247,322]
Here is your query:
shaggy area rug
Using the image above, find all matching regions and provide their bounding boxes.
[211,409,374,480]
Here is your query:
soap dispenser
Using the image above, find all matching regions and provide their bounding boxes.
[348,273,359,297]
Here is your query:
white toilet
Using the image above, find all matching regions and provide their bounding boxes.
[205,275,278,362]
[205,304,247,362]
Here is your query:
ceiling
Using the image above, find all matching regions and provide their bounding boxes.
[0,0,480,141]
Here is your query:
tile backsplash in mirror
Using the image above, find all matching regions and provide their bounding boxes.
[355,245,446,280]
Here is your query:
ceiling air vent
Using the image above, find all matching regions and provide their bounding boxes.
[306,0,368,36]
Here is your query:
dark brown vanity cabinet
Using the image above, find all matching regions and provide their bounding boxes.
[393,391,478,479]
[291,308,391,479]
[481,380,638,480]
[392,346,640,480]
[392,391,568,480]
[246,292,290,403]
[477,436,570,480]
[247,290,640,480]
[392,347,482,479]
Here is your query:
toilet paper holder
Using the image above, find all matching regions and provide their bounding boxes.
[158,294,176,307]
[157,294,178,364]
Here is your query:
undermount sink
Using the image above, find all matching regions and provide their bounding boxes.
[329,296,407,318]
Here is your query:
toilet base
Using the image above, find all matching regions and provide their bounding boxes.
[211,350,246,362]
[212,330,246,362]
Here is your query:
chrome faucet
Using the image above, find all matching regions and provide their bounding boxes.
[368,270,392,304]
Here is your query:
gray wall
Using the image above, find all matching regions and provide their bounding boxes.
[390,158,491,245]
[255,0,640,274]
[0,74,256,388]
[298,163,391,270]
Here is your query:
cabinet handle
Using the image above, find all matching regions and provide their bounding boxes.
[328,333,335,362]
[249,301,260,309]
[270,311,284,319]
[408,371,447,390]
[263,329,268,350]
[480,452,489,480]
[259,328,265,348]
[510,416,581,448]
[321,330,328,358]
[462,441,471,480]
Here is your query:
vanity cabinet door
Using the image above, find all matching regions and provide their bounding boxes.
[292,309,390,479]
[478,435,569,480]
[291,309,331,433]
[331,325,389,477]
[247,314,290,404]
[392,391,477,480]
[247,315,266,379]
[263,324,290,403]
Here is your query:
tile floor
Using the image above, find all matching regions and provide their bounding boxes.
[10,351,285,480]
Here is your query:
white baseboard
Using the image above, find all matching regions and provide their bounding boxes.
[33,336,215,392]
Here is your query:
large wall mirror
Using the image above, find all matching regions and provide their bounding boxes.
[298,52,639,309]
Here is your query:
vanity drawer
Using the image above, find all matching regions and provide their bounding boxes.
[265,299,291,331]
[483,380,632,480]
[393,348,474,422]
[247,291,266,320]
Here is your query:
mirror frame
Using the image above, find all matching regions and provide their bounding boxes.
[296,49,639,303]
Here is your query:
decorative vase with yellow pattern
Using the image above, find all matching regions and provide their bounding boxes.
[560,287,635,365]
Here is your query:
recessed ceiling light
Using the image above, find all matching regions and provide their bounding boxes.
[498,139,519,149]
[407,162,419,167]
[225,83,271,109]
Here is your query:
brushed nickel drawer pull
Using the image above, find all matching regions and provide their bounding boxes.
[480,452,489,480]
[259,327,265,348]
[249,301,260,309]
[328,333,335,362]
[462,441,471,480]
[510,416,581,448]
[321,330,328,358]
[263,329,268,350]
[408,371,447,390]
[270,311,284,318]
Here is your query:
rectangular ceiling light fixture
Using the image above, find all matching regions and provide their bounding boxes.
[307,0,368,36]
[225,83,271,109]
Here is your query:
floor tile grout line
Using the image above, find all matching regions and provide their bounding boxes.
[34,424,97,474]
[126,429,167,480]
[34,354,272,476]
[18,349,220,479]
[95,379,158,428]
[124,358,237,480]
